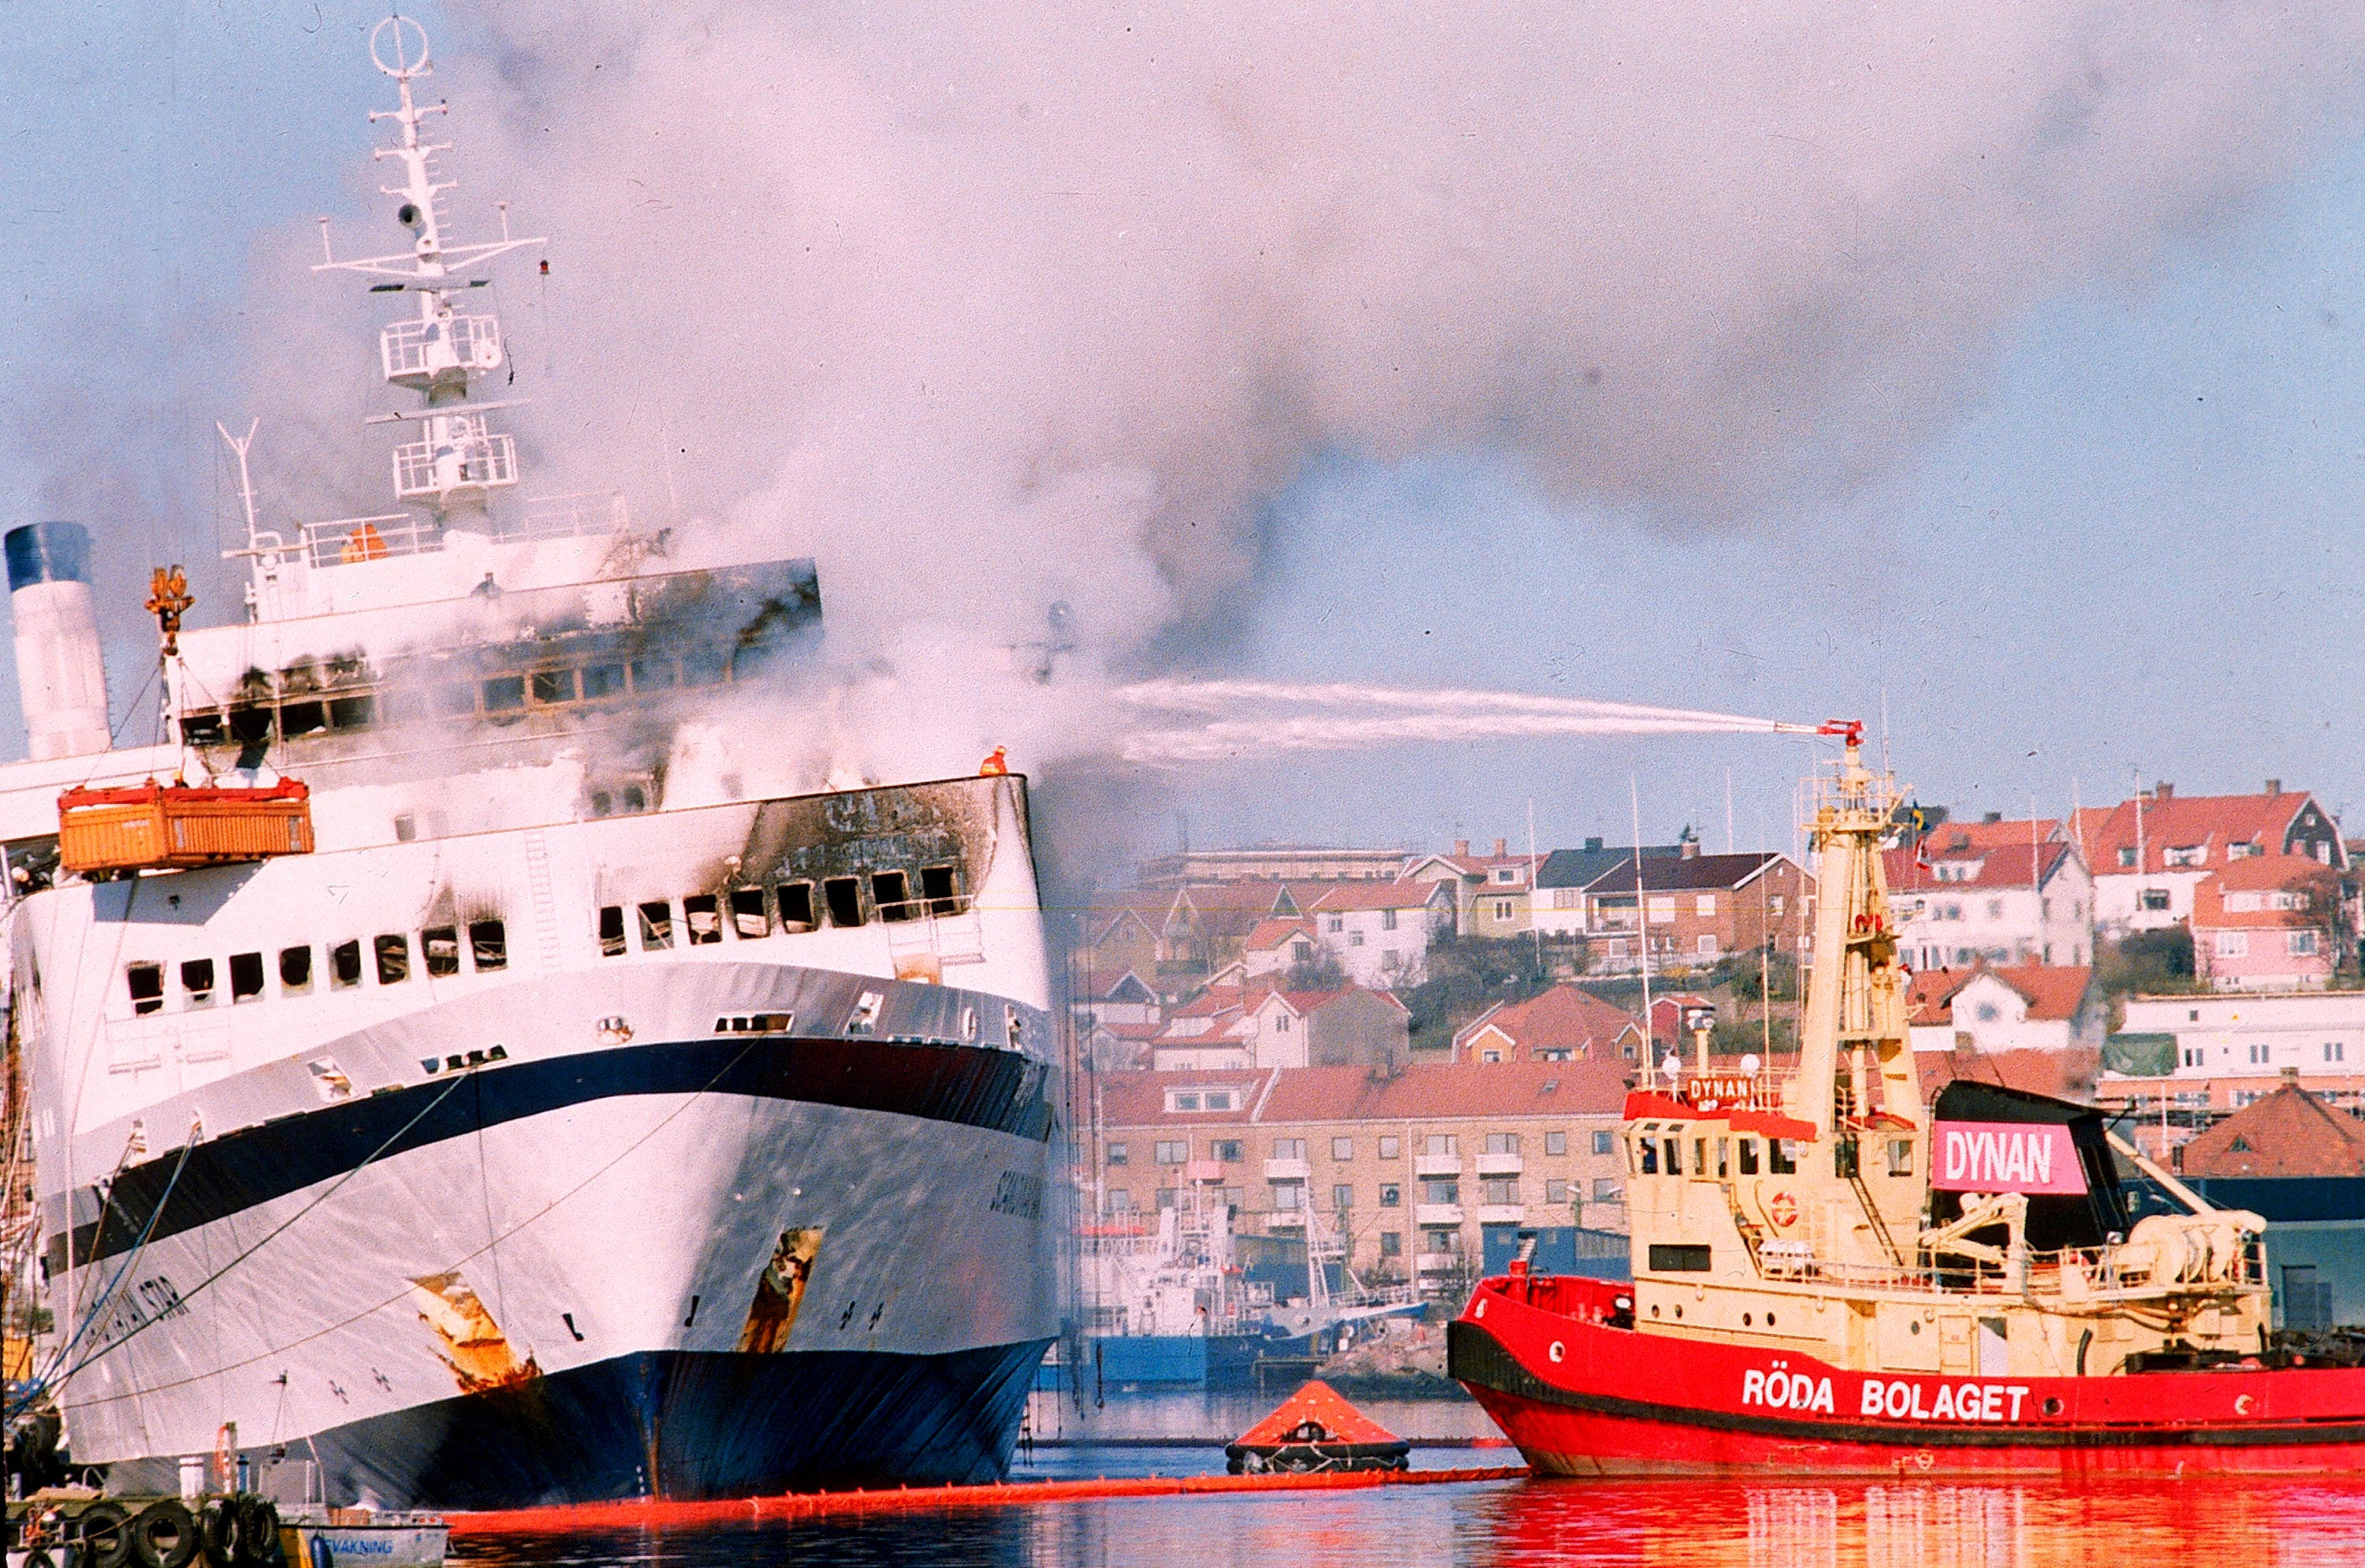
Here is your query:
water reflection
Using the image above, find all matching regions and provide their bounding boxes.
[451,1475,2365,1566]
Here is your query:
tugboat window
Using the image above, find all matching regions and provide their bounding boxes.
[1888,1138,1914,1177]
[1737,1138,1760,1175]
[374,934,410,984]
[330,940,363,989]
[127,963,164,1016]
[822,877,864,928]
[470,920,508,970]
[482,676,526,713]
[1770,1138,1797,1175]
[1663,1138,1682,1175]
[182,959,216,1008]
[279,945,313,995]
[530,669,575,704]
[229,952,266,1003]
[1637,1139,1659,1175]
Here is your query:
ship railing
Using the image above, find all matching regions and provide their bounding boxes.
[511,490,631,542]
[1756,1236,2265,1298]
[301,513,438,568]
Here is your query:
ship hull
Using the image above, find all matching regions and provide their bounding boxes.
[1453,1278,2365,1477]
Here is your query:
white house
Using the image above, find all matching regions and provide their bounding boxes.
[1240,918,1317,981]
[2121,991,2365,1082]
[1303,881,1454,988]
[1904,966,2102,1056]
[1885,821,2095,970]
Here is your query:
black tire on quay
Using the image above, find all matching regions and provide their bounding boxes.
[79,1500,136,1568]
[25,1548,56,1568]
[132,1499,202,1568]
[202,1497,243,1568]
[233,1495,284,1568]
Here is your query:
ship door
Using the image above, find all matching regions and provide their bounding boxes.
[1976,1317,2009,1376]
[1938,1316,1972,1374]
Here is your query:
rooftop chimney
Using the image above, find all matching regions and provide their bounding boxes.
[2266,779,2282,796]
[1453,839,1469,858]
[2154,783,2174,801]
[1681,838,1699,859]
[6,522,110,761]
[1493,838,1507,858]
[1983,811,2002,825]
[1585,836,1603,853]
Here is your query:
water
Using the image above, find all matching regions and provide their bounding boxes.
[441,1392,2365,1565]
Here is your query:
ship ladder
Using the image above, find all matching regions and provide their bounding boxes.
[523,830,564,971]
[1723,1187,1768,1272]
[1839,1141,1905,1267]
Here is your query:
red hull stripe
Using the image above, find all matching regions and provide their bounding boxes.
[1448,1321,2365,1452]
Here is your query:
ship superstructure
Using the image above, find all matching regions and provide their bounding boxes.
[0,20,1060,1507]
[1442,732,2365,1477]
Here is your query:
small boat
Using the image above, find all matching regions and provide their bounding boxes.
[1223,1381,1410,1474]
[1451,728,2365,1476]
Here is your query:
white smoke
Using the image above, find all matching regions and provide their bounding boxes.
[220,1,2365,799]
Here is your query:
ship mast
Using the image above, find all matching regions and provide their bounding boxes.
[315,17,545,524]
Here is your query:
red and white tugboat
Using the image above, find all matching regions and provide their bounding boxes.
[1451,726,2365,1476]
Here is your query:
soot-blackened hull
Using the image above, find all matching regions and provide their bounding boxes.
[307,1340,1052,1507]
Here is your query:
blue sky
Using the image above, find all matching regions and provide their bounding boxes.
[6,4,2365,865]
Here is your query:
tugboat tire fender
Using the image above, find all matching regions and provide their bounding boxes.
[132,1499,201,1568]
[233,1497,284,1568]
[201,1498,242,1567]
[79,1500,136,1568]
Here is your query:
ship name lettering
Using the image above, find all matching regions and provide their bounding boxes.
[1859,1378,2029,1423]
[1740,1368,1834,1413]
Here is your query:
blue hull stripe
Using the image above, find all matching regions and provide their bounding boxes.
[54,1035,1051,1272]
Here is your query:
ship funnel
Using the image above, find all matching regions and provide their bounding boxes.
[6,522,110,761]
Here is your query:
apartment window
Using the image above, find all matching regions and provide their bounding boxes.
[1349,931,1365,947]
[1104,1190,1131,1215]
[1482,1179,1518,1205]
[1544,1131,1567,1156]
[1327,916,1344,934]
[127,962,165,1016]
[1382,908,1399,931]
[1272,1183,1304,1212]
[278,946,312,996]
[1769,895,1785,917]
[1332,1137,1354,1160]
[1107,1142,1129,1166]
[1986,899,2004,919]
[2330,1043,2348,1064]
[470,920,508,970]
[1155,1140,1187,1165]
[639,901,675,950]
[2217,932,2249,958]
[1379,1183,1402,1208]
[1379,1231,1402,1257]
[1696,936,1716,955]
[1425,1179,1460,1204]
[421,926,460,978]
[1494,900,1514,921]
[1696,894,1716,917]
[1425,1134,1458,1157]
[2118,847,2138,868]
[1592,1177,1622,1201]
[2292,930,2320,957]
[2140,889,2171,911]
[373,934,410,985]
[1273,1138,1306,1160]
[2183,1047,2204,1068]
[1592,1130,1615,1156]
[1545,1179,1569,1205]
[1333,1183,1354,1210]
[1212,1140,1242,1163]
[1485,1133,1520,1155]
[330,940,363,990]
[1174,1093,1201,1112]
[2249,1044,2270,1065]
[1205,1091,1234,1112]
[1379,1137,1401,1160]
[1422,1228,1462,1257]
[229,952,266,1004]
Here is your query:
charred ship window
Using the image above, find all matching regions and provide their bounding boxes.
[182,959,216,1008]
[471,920,508,970]
[778,882,816,931]
[423,927,461,977]
[580,663,625,699]
[230,952,266,1003]
[530,669,575,705]
[598,906,627,957]
[639,901,675,950]
[872,871,914,923]
[730,888,769,937]
[330,694,376,728]
[682,646,728,687]
[330,940,363,989]
[922,864,961,917]
[822,877,863,928]
[280,946,313,995]
[482,676,527,713]
[374,934,411,985]
[127,963,164,1016]
[683,895,722,945]
[630,657,676,691]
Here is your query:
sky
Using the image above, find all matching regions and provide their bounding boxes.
[5,3,2365,881]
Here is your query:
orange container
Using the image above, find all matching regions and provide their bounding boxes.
[58,779,314,873]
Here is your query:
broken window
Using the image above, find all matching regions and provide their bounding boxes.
[822,877,863,928]
[629,657,676,691]
[229,707,274,744]
[280,945,313,995]
[374,934,411,985]
[180,710,225,745]
[683,894,722,945]
[423,926,461,978]
[922,864,961,917]
[598,906,627,957]
[873,870,914,923]
[730,888,769,938]
[482,676,527,713]
[639,900,675,950]
[579,663,626,699]
[229,952,266,1004]
[470,920,508,970]
[530,669,575,705]
[280,700,327,736]
[329,694,376,730]
[778,882,816,931]
[127,962,164,1016]
[330,940,363,990]
[620,784,647,814]
[182,959,216,1008]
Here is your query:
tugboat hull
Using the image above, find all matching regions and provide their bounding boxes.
[1454,1279,2365,1477]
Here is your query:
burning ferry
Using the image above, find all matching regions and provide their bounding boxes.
[0,20,1059,1507]
[1451,726,2365,1475]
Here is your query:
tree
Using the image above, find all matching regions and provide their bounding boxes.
[2281,862,2356,982]
[1283,952,1348,992]
[1399,933,1553,1054]
[2095,926,2196,1011]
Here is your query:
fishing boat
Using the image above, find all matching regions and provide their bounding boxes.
[0,19,1060,1507]
[1450,725,2365,1475]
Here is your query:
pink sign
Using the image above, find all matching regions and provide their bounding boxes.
[1931,1121,2088,1196]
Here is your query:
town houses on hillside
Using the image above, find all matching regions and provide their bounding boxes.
[1532,844,1816,973]
[1402,839,1539,940]
[2071,780,2345,935]
[1453,983,1649,1064]
[1886,817,2095,970]
[2191,853,2345,992]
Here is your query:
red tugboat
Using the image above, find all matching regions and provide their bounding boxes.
[1451,727,2365,1476]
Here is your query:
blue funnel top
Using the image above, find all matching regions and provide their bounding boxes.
[5,522,91,592]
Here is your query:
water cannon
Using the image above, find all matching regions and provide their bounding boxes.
[1817,719,1864,747]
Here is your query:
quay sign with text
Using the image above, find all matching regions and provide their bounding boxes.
[1929,1120,2087,1196]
